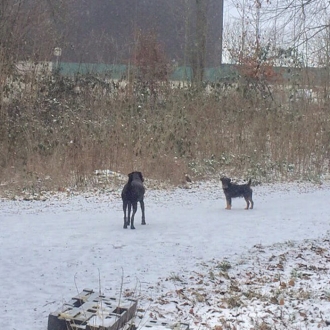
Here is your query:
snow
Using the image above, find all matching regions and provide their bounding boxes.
[1,180,330,329]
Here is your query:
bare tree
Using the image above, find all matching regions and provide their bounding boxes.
[0,0,68,139]
[131,29,171,106]
[247,0,330,65]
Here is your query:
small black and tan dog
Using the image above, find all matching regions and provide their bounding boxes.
[220,177,254,210]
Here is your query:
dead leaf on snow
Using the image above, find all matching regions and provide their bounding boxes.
[311,246,326,255]
[193,292,205,302]
[158,299,169,305]
[276,263,284,270]
[213,326,223,330]
[219,271,230,279]
[270,297,278,304]
[298,263,307,269]
[230,284,241,292]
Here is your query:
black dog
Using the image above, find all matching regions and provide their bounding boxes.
[121,171,146,229]
[220,177,254,210]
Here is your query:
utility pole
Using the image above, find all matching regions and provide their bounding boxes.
[256,0,261,50]
[219,0,224,65]
[193,0,207,86]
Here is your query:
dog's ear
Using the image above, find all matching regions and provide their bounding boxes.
[138,171,144,182]
[128,172,133,183]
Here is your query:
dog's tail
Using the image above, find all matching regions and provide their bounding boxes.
[247,179,252,186]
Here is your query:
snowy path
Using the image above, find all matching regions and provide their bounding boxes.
[0,181,329,329]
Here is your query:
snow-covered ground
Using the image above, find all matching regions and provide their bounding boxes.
[1,180,330,329]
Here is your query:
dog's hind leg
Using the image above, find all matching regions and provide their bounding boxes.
[244,197,250,210]
[127,202,132,226]
[123,200,128,228]
[225,197,232,210]
[130,202,137,229]
[140,200,146,225]
[249,197,254,209]
[244,196,254,209]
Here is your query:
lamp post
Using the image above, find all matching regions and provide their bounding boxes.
[54,47,62,70]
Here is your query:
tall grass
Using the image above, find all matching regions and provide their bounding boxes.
[0,69,330,194]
